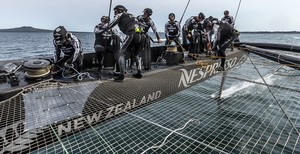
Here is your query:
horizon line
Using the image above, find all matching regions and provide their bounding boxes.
[1,26,300,33]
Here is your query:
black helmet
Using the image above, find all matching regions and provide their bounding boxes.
[144,8,153,16]
[224,10,229,14]
[208,16,218,22]
[169,13,175,18]
[53,26,67,44]
[101,16,110,23]
[114,5,127,14]
[198,12,205,19]
[203,19,211,29]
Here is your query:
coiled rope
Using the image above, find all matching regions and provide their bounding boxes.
[55,64,94,81]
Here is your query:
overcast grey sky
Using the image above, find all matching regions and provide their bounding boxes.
[1,0,299,32]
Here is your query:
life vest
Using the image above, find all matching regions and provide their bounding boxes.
[137,15,151,33]
[57,43,74,57]
[95,24,113,46]
[188,17,204,32]
[222,16,233,25]
[166,21,179,36]
[112,12,137,35]
[56,33,82,57]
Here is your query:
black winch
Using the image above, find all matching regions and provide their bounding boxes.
[23,59,51,79]
[164,46,184,65]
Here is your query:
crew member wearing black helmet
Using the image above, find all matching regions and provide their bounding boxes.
[137,8,162,43]
[52,26,83,76]
[94,16,121,73]
[182,12,206,54]
[221,10,235,28]
[99,5,143,81]
[136,8,162,70]
[222,10,237,50]
[203,18,238,71]
[165,13,181,46]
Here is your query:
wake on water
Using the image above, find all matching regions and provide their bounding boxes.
[292,36,300,40]
[211,73,276,99]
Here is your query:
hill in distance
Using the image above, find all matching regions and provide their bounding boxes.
[0,26,52,32]
[0,26,299,34]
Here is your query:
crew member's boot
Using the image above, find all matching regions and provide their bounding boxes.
[114,74,125,81]
[133,56,143,79]
[133,70,143,79]
[114,54,125,81]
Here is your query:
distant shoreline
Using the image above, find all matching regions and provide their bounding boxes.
[240,31,300,34]
[0,26,300,34]
[0,26,52,32]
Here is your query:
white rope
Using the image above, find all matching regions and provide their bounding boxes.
[47,62,94,81]
[126,111,230,154]
[141,119,200,154]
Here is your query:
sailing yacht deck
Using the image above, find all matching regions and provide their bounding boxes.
[0,47,299,153]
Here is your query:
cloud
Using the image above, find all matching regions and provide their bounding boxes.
[1,0,300,32]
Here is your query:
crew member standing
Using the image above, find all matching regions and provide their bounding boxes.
[137,8,162,70]
[221,10,236,50]
[221,10,235,27]
[165,13,181,46]
[137,8,162,43]
[94,16,121,73]
[100,5,143,81]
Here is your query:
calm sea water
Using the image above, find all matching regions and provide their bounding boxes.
[1,32,300,61]
[1,32,300,153]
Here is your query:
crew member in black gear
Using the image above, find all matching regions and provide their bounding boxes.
[203,18,238,71]
[221,10,235,27]
[203,16,218,57]
[94,16,121,73]
[52,26,83,76]
[165,13,181,46]
[136,8,162,70]
[137,8,162,43]
[221,10,236,50]
[100,5,143,81]
[183,12,206,54]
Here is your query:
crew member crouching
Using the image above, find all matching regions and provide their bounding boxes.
[203,18,238,71]
[52,26,84,76]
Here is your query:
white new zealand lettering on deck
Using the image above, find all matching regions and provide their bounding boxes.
[57,91,162,136]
